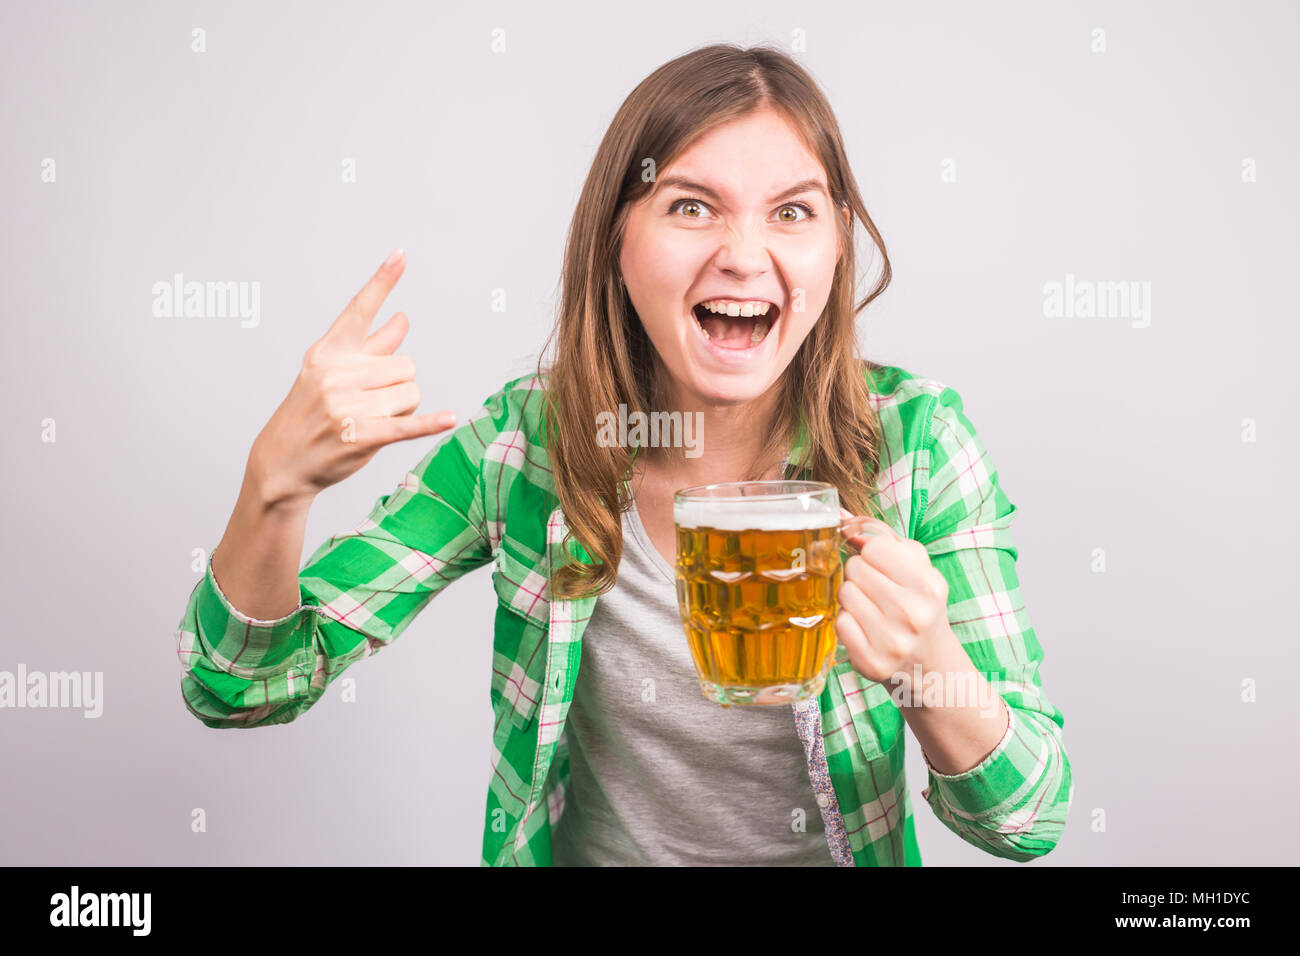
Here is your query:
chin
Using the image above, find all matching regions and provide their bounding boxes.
[685,367,774,406]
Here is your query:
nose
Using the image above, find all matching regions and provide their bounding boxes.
[710,219,771,278]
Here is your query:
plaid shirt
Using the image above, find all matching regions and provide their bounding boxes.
[175,363,1072,866]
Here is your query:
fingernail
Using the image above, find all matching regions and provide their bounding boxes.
[437,411,456,427]
[384,247,405,268]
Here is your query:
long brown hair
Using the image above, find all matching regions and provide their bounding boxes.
[537,42,892,600]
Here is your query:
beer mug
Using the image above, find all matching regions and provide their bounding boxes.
[672,480,873,707]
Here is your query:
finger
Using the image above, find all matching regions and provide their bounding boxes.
[322,248,406,349]
[857,537,934,593]
[838,579,887,639]
[352,380,421,418]
[842,513,903,544]
[358,411,458,448]
[844,553,909,622]
[361,311,410,356]
[847,520,934,592]
[835,606,887,680]
[332,353,417,391]
[839,512,900,558]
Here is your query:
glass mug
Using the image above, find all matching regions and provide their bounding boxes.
[672,480,873,707]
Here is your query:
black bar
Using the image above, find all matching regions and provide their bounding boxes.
[1,865,1281,939]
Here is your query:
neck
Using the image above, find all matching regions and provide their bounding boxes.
[636,378,788,489]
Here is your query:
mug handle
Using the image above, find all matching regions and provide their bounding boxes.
[838,513,879,556]
[830,514,885,665]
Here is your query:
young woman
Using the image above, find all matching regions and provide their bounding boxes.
[176,43,1072,866]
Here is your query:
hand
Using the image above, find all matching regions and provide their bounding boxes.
[249,248,458,507]
[834,509,956,686]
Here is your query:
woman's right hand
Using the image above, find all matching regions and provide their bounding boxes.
[248,248,458,508]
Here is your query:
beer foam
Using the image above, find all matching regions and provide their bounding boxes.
[673,498,840,531]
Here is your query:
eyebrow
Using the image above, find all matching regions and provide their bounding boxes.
[655,176,828,206]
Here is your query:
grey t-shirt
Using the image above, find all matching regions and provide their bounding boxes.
[550,495,834,866]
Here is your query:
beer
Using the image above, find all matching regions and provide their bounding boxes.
[673,482,848,706]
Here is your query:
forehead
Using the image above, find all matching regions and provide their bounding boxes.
[656,109,826,201]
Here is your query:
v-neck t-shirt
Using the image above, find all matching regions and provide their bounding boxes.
[550,494,835,866]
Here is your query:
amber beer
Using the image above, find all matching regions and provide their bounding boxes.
[673,481,849,706]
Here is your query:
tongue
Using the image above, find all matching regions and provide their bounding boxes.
[699,314,757,348]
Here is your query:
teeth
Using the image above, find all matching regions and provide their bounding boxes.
[698,299,772,316]
[692,300,776,347]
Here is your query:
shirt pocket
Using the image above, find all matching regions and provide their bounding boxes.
[491,547,551,730]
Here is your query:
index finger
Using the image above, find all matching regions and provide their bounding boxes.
[845,517,934,591]
[839,511,902,548]
[323,247,406,347]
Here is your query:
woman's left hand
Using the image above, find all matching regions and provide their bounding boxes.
[834,510,957,686]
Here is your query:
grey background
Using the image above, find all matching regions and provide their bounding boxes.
[1,0,1295,865]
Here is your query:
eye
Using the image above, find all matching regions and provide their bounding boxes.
[667,198,817,222]
[668,198,712,219]
[775,202,815,223]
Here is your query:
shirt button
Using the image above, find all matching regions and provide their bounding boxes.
[816,792,830,808]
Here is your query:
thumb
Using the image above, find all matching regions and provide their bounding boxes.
[381,410,458,445]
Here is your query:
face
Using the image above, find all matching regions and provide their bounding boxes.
[618,106,845,408]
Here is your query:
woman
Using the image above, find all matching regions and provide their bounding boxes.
[176,43,1072,866]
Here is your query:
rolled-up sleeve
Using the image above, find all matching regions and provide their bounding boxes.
[913,385,1073,861]
[174,392,501,729]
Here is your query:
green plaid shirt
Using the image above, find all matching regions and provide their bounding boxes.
[175,363,1072,866]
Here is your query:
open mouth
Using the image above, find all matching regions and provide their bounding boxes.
[691,299,781,350]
